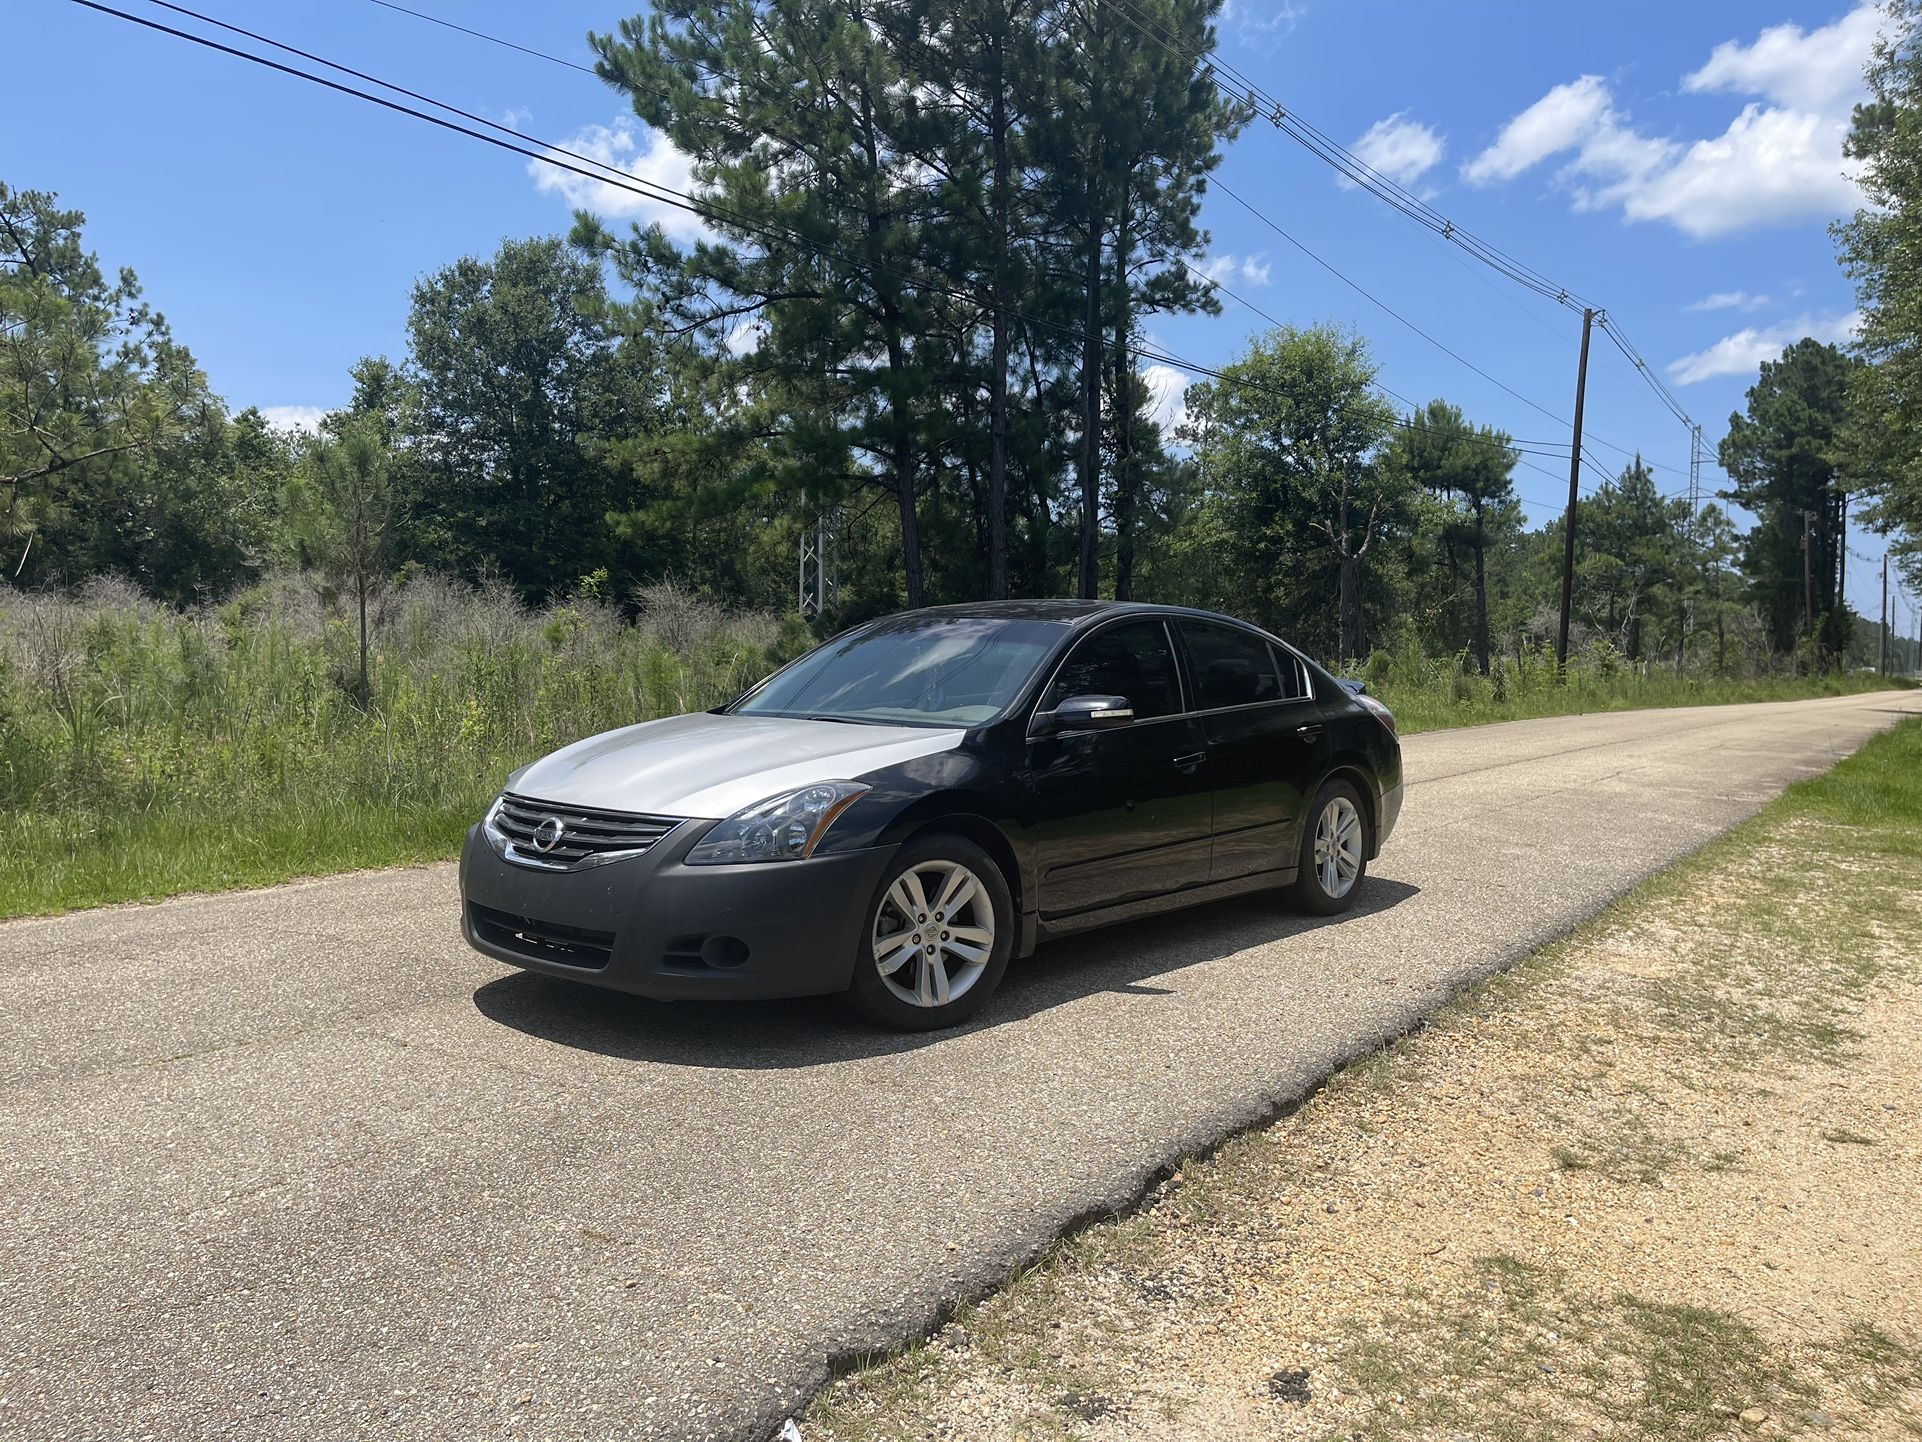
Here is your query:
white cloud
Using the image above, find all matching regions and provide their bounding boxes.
[1141,364,1189,434]
[529,117,708,242]
[1684,6,1883,112]
[1220,0,1307,54]
[1463,76,1614,185]
[1667,310,1860,385]
[1685,290,1771,313]
[1195,252,1272,288]
[724,318,764,356]
[1464,6,1881,238]
[1347,113,1445,189]
[259,405,326,434]
[1596,105,1864,238]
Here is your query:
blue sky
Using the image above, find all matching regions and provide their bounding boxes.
[4,0,1911,625]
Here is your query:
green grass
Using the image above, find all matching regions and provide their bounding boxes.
[1363,635,1901,736]
[1326,1256,1823,1442]
[0,575,805,917]
[0,575,1905,919]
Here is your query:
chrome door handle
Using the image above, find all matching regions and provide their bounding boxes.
[1296,724,1325,741]
[1172,751,1206,770]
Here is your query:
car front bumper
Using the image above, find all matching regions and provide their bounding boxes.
[458,821,900,1001]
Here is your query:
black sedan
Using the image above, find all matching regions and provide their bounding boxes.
[459,601,1403,1029]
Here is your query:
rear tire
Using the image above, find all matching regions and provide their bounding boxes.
[844,833,1014,1031]
[1286,779,1370,915]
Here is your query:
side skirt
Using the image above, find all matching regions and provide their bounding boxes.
[1023,867,1296,955]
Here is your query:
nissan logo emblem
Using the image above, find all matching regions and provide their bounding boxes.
[532,817,566,853]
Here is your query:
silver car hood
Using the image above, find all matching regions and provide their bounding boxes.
[507,711,967,819]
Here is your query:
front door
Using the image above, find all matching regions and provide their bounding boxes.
[1175,621,1327,882]
[1022,618,1214,920]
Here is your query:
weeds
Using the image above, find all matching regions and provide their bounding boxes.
[0,573,807,916]
[1358,637,1895,735]
[0,578,1901,917]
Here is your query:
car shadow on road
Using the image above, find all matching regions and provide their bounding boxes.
[470,877,1419,1070]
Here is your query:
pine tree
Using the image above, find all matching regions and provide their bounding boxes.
[1718,339,1858,662]
[590,0,945,605]
[1184,326,1405,660]
[1390,400,1521,673]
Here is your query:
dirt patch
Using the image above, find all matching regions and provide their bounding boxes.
[807,801,1922,1440]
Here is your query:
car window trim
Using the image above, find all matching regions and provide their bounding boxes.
[1267,642,1312,702]
[1028,615,1187,732]
[1027,614,1323,734]
[1174,616,1301,713]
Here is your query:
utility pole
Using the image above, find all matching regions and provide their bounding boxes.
[1881,553,1890,676]
[1838,495,1847,621]
[1555,307,1596,677]
[1802,509,1815,668]
[1682,423,1706,673]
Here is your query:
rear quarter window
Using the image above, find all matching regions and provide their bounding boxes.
[1178,622,1291,710]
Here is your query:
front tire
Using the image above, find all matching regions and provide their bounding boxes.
[1287,779,1370,915]
[844,834,1014,1031]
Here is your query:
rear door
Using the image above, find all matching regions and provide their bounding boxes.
[1022,618,1214,920]
[1175,621,1329,883]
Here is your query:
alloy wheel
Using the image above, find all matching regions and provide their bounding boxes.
[1313,794,1363,899]
[871,860,995,1008]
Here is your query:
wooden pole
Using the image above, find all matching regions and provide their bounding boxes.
[1555,307,1595,678]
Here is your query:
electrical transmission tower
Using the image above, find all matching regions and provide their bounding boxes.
[798,506,841,620]
[1687,424,1705,535]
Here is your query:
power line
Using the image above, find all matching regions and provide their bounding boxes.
[1092,0,1701,452]
[1096,0,1586,304]
[1151,237,1575,462]
[144,0,752,136]
[1594,318,1695,431]
[363,0,1683,478]
[361,0,600,76]
[76,0,1579,468]
[1060,0,1626,461]
[1208,173,1582,435]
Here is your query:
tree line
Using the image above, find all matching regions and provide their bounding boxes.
[7,0,1922,679]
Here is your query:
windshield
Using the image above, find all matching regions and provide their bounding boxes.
[735,615,1065,727]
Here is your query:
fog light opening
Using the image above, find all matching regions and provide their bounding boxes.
[699,935,751,969]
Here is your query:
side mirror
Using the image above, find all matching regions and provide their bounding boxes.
[1033,694,1135,736]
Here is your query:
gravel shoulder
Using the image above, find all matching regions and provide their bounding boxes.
[808,719,1922,1442]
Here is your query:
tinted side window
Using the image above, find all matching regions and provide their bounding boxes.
[1043,620,1182,720]
[1179,622,1285,709]
[1268,644,1308,700]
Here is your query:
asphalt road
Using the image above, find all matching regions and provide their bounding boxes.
[5,691,1917,1442]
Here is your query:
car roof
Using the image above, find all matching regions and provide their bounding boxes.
[900,599,1260,631]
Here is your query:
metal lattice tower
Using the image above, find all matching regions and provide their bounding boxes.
[797,507,840,620]
[1687,424,1705,535]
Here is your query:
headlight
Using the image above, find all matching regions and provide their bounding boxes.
[684,781,870,864]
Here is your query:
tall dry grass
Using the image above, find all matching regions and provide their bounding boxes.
[0,573,805,915]
[0,578,1899,918]
[1355,631,1891,735]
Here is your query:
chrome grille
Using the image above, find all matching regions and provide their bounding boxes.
[491,793,684,871]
